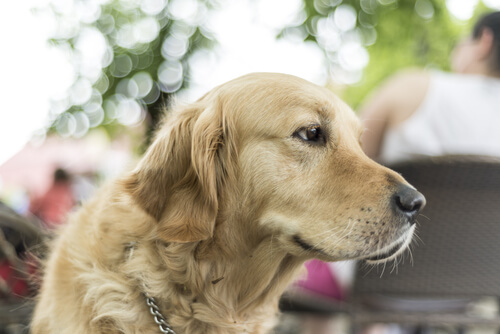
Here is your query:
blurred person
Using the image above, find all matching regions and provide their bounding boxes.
[357,11,500,334]
[296,12,500,334]
[30,168,75,227]
[361,11,500,164]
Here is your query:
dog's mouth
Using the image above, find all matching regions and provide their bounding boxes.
[292,225,415,263]
[364,227,415,265]
[293,235,331,257]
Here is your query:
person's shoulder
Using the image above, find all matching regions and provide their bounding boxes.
[377,68,430,106]
[387,68,431,88]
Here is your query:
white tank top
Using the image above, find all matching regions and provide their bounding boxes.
[379,71,500,164]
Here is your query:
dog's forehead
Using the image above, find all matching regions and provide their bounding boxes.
[218,73,360,136]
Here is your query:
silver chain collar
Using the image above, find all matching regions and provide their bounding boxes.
[145,295,177,334]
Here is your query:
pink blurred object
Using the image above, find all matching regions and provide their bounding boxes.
[296,259,344,301]
[30,181,75,227]
[0,261,29,298]
[0,136,105,197]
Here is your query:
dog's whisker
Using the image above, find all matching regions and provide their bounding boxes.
[379,261,387,278]
[418,213,430,221]
[408,244,415,266]
[412,230,424,247]
[31,72,426,333]
[323,218,355,249]
[307,225,344,239]
[306,225,345,250]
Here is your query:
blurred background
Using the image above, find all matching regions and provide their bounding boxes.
[1,0,499,210]
[1,0,500,333]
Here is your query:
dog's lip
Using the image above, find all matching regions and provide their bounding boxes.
[364,226,415,264]
[293,235,331,256]
[365,242,404,263]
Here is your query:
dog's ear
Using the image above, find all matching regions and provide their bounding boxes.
[123,98,233,243]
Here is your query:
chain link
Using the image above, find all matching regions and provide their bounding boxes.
[145,295,177,334]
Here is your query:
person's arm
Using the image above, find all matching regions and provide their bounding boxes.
[359,69,430,161]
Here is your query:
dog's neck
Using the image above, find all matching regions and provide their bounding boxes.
[137,227,305,334]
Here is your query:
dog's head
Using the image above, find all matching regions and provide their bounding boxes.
[124,73,425,264]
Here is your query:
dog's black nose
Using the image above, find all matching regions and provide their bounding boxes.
[393,186,426,222]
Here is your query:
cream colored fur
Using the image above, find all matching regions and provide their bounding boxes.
[32,73,418,333]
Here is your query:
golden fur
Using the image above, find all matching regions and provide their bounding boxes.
[32,73,423,333]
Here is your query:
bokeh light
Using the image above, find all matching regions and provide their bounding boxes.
[4,0,500,159]
[483,0,500,9]
[334,5,357,31]
[141,0,167,16]
[116,98,145,126]
[132,72,154,98]
[162,36,190,60]
[84,103,105,128]
[56,113,77,138]
[27,0,214,140]
[158,61,184,93]
[415,0,435,19]
[30,0,379,140]
[256,0,305,29]
[338,42,369,71]
[70,78,93,106]
[311,1,371,84]
[446,0,478,20]
[73,112,91,138]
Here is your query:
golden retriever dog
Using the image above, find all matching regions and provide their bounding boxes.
[31,73,425,334]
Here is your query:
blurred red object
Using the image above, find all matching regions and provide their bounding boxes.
[30,168,75,227]
[0,261,29,298]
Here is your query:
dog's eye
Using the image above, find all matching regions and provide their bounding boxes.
[294,126,324,144]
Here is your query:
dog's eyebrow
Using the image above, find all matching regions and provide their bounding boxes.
[317,105,334,121]
[284,104,334,138]
[318,105,336,130]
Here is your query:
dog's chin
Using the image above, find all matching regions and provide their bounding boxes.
[363,226,415,265]
[290,225,416,263]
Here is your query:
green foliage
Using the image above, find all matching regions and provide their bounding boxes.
[49,0,496,142]
[344,0,462,108]
[47,0,214,143]
[297,0,470,109]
